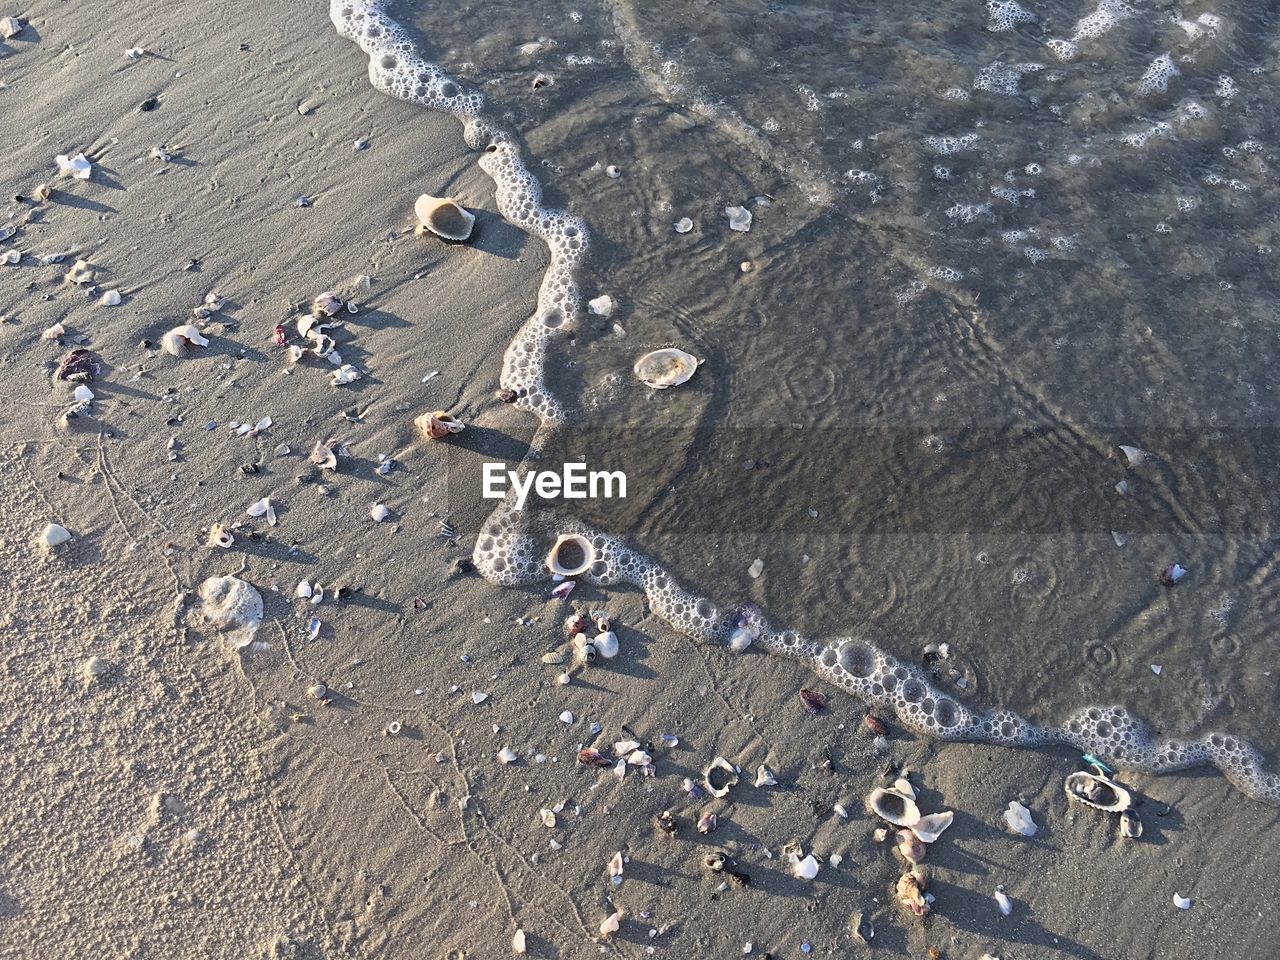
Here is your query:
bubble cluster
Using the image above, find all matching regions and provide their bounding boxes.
[333,1,1280,806]
[986,0,1035,33]
[1047,0,1135,60]
[1138,53,1179,96]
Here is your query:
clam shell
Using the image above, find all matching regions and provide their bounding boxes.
[546,534,595,577]
[161,324,209,357]
[1063,770,1132,812]
[909,810,954,844]
[703,756,738,799]
[594,630,619,658]
[867,787,922,828]
[634,348,700,390]
[39,522,72,548]
[415,194,475,241]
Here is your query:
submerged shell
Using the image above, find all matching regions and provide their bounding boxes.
[415,194,476,241]
[867,787,922,828]
[161,324,209,357]
[197,575,263,648]
[415,410,466,440]
[910,810,954,844]
[1063,770,1133,813]
[704,756,739,799]
[725,205,753,232]
[634,348,700,389]
[546,534,595,577]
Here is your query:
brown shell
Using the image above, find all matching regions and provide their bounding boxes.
[799,688,828,715]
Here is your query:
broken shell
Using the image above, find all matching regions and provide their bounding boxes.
[895,869,930,917]
[577,747,612,767]
[385,721,402,736]
[370,503,391,522]
[995,887,1013,916]
[39,523,72,548]
[634,348,700,390]
[541,651,567,665]
[33,183,53,201]
[725,205,752,232]
[893,777,917,800]
[697,810,718,834]
[72,385,94,403]
[308,682,328,700]
[310,441,339,470]
[1003,800,1037,836]
[65,259,95,285]
[851,910,875,946]
[754,764,777,787]
[910,811,954,844]
[312,292,344,318]
[564,612,588,635]
[42,323,65,341]
[728,603,762,652]
[331,364,361,385]
[1063,770,1133,813]
[208,524,234,549]
[415,410,466,440]
[161,324,210,357]
[100,289,122,307]
[539,808,557,828]
[588,294,614,316]
[1173,893,1192,910]
[792,853,820,881]
[0,15,23,39]
[1160,563,1187,586]
[865,714,888,735]
[0,250,18,266]
[674,217,694,233]
[895,830,927,864]
[550,580,575,599]
[546,534,595,577]
[704,756,739,799]
[613,739,641,755]
[246,497,277,526]
[799,688,828,715]
[608,851,624,878]
[655,809,678,835]
[56,152,92,180]
[598,911,621,937]
[497,746,518,764]
[414,194,476,241]
[593,630,619,659]
[1119,808,1143,839]
[867,787,922,829]
[702,851,726,872]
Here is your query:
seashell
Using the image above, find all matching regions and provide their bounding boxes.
[655,809,677,835]
[415,410,466,440]
[385,721,402,736]
[851,910,875,946]
[626,750,652,766]
[331,364,361,385]
[100,289,121,307]
[370,503,390,522]
[867,787,922,828]
[56,152,92,180]
[865,714,888,735]
[65,260,95,285]
[550,580,575,599]
[39,522,72,548]
[613,739,640,755]
[546,534,595,577]
[674,217,694,233]
[895,830,927,864]
[1119,808,1143,839]
[310,440,339,470]
[312,292,344,318]
[286,344,306,363]
[297,314,327,338]
[1173,893,1192,910]
[42,323,65,340]
[893,777,917,800]
[594,630,619,658]
[754,764,777,787]
[246,497,277,526]
[895,869,930,917]
[564,612,588,635]
[747,558,764,578]
[541,651,566,665]
[208,524,233,549]
[0,16,23,39]
[414,194,476,241]
[598,911,621,937]
[697,810,718,834]
[161,324,209,357]
[608,851,624,878]
[577,748,612,767]
[634,348,700,389]
[873,827,889,843]
[704,756,738,799]
[588,295,614,317]
[833,803,849,819]
[702,852,726,872]
[994,886,1013,916]
[539,808,557,828]
[799,688,828,715]
[1003,800,1037,836]
[1118,444,1150,466]
[792,853,820,881]
[911,811,954,844]
[728,603,761,652]
[497,746,518,764]
[725,205,752,232]
[72,385,94,403]
[575,638,597,664]
[1159,562,1187,586]
[1064,770,1132,813]
[558,710,574,724]
[593,614,611,633]
[308,682,327,700]
[511,928,526,955]
[82,656,110,681]
[197,575,263,649]
[0,249,18,266]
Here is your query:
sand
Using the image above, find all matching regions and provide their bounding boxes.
[1,1,1277,959]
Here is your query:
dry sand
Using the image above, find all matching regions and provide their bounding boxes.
[1,2,1277,959]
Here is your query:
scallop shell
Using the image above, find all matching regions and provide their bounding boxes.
[546,534,595,577]
[867,787,922,828]
[161,324,209,357]
[1063,770,1132,812]
[909,810,954,844]
[634,348,700,389]
[415,410,466,440]
[415,194,476,241]
[703,756,739,799]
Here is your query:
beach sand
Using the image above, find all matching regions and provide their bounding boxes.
[2,1,1277,958]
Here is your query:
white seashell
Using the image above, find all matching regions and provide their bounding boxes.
[39,523,72,548]
[1003,800,1037,836]
[594,630,619,658]
[370,503,390,522]
[472,691,489,704]
[754,764,777,787]
[331,364,361,385]
[161,324,209,357]
[893,777,917,800]
[540,808,557,828]
[208,524,233,549]
[608,851,624,878]
[626,750,652,766]
[910,810,954,844]
[197,575,263,649]
[588,294,614,316]
[295,581,312,599]
[414,194,476,241]
[311,292,343,318]
[56,152,93,180]
[1118,444,1150,466]
[546,534,595,576]
[614,739,640,755]
[82,655,109,680]
[995,888,1013,916]
[833,803,849,819]
[1173,893,1192,910]
[65,259,95,285]
[1,250,20,266]
[559,710,574,724]
[246,497,277,526]
[0,15,22,39]
[72,385,94,402]
[674,217,694,233]
[540,651,566,665]
[511,928,526,954]
[497,746,518,764]
[42,323,65,340]
[868,787,922,828]
[725,205,752,232]
[1063,770,1132,812]
[100,289,121,307]
[599,911,621,936]
[634,348,700,389]
[792,853,820,880]
[704,756,739,798]
[747,558,764,579]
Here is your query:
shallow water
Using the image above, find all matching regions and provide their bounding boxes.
[382,0,1280,775]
